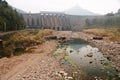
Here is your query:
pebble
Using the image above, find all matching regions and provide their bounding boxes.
[86,52,93,57]
[67,76,73,79]
[73,72,78,74]
[59,71,68,76]
[94,76,97,79]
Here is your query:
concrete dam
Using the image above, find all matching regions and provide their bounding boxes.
[22,12,97,31]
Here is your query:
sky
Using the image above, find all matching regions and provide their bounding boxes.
[6,0,120,14]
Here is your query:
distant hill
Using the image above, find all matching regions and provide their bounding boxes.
[65,5,98,16]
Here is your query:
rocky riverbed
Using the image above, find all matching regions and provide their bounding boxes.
[72,32,120,74]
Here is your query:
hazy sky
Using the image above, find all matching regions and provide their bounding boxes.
[6,0,120,14]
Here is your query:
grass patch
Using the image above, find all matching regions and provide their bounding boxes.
[0,29,54,57]
[83,28,120,41]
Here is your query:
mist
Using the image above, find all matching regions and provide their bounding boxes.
[6,0,120,14]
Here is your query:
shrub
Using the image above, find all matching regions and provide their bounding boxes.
[0,29,54,58]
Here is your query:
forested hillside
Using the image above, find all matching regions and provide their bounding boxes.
[0,0,25,31]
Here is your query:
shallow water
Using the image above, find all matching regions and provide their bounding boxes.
[60,38,119,80]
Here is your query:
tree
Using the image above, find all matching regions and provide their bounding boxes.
[0,0,25,31]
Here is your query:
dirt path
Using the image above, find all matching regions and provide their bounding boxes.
[0,40,64,80]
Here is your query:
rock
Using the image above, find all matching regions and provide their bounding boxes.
[64,72,68,76]
[89,61,93,64]
[86,52,93,57]
[67,76,73,79]
[93,36,103,40]
[115,73,120,78]
[58,36,66,41]
[100,61,103,64]
[100,68,104,70]
[55,72,62,77]
[70,50,73,53]
[106,56,111,60]
[73,72,78,74]
[94,76,97,79]
[59,71,68,76]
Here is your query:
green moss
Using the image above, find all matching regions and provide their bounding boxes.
[53,47,66,56]
[64,56,77,68]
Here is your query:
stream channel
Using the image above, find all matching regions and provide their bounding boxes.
[54,38,120,80]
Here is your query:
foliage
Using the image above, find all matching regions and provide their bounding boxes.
[0,0,25,31]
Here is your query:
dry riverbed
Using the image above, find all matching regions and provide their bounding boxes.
[0,31,120,80]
